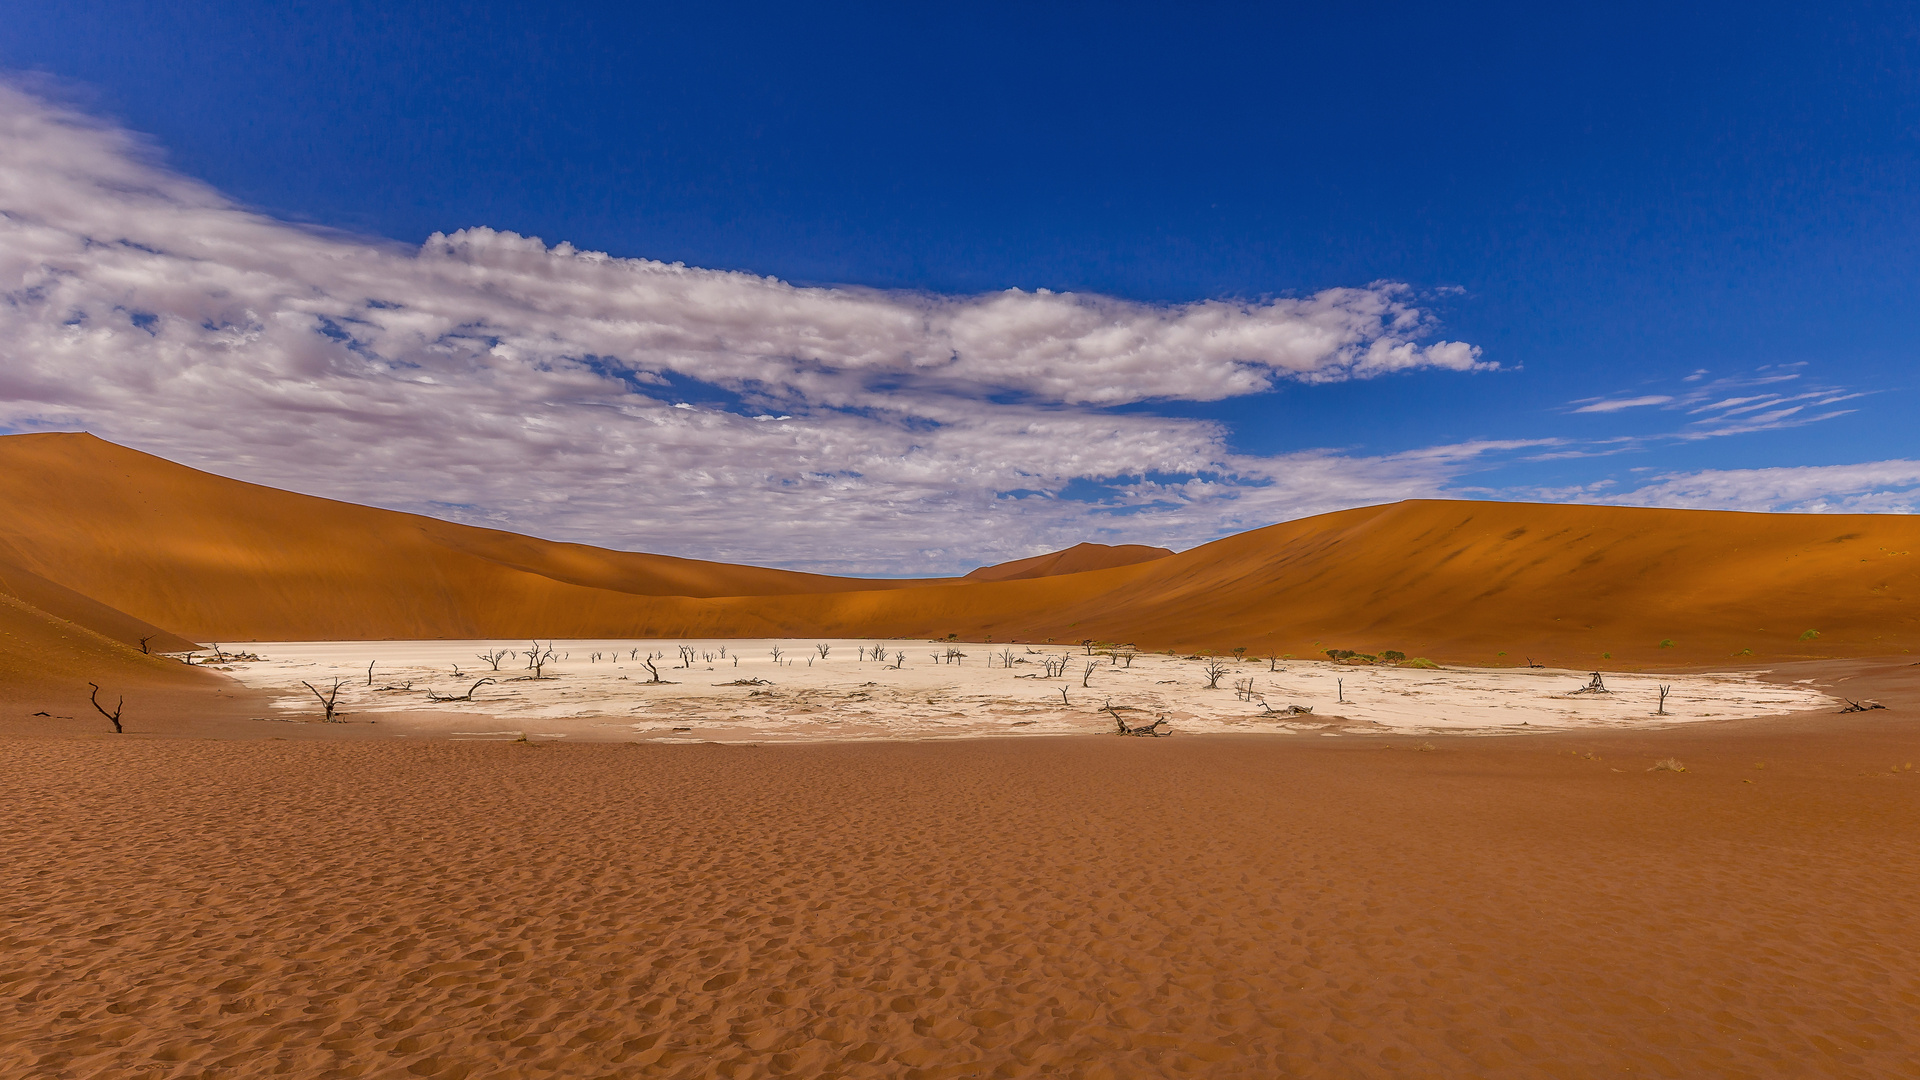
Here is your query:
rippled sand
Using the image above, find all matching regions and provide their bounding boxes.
[5,673,1917,1078]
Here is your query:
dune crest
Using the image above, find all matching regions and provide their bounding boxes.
[964,542,1175,581]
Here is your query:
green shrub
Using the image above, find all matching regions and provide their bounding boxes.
[1799,629,1821,641]
[1659,639,1676,649]
[1406,657,1440,669]
[1381,650,1406,662]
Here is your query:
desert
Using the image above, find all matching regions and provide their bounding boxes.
[8,22,1920,1077]
[3,433,1918,1079]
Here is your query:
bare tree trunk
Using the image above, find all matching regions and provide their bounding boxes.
[87,683,124,733]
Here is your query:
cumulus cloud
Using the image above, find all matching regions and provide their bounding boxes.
[0,81,1513,573]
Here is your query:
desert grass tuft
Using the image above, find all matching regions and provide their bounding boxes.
[1648,757,1686,773]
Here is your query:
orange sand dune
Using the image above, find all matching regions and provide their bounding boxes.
[3,432,1918,667]
[0,433,947,641]
[0,581,244,724]
[963,541,1173,581]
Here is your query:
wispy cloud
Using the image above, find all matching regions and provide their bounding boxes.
[0,82,1502,573]
[1566,368,1868,444]
[1572,395,1673,413]
[1598,460,1920,514]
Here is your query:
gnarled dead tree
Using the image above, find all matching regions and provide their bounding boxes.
[1569,672,1612,695]
[429,678,496,702]
[1202,657,1229,689]
[88,683,124,733]
[303,678,346,722]
[477,649,513,671]
[524,641,559,679]
[1104,701,1169,737]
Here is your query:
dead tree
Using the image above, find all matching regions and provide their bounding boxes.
[1267,654,1281,672]
[524,641,558,679]
[1082,639,1095,655]
[816,643,831,659]
[1569,672,1612,695]
[1840,698,1887,713]
[1202,657,1229,689]
[641,652,670,683]
[1262,702,1313,717]
[1233,676,1257,701]
[366,660,376,686]
[1105,703,1169,737]
[999,647,1017,668]
[1337,678,1346,704]
[770,646,784,663]
[476,649,512,671]
[138,636,152,655]
[428,678,496,702]
[87,683,124,733]
[1657,684,1671,715]
[1058,685,1070,705]
[302,678,346,723]
[677,645,697,668]
[1081,661,1097,688]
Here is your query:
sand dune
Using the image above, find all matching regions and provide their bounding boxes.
[2,432,1917,668]
[962,541,1173,581]
[0,581,242,724]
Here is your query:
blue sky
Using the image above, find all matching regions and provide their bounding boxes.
[2,2,1918,572]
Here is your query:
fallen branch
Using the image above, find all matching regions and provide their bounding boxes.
[1568,672,1612,695]
[427,677,496,703]
[1840,698,1887,713]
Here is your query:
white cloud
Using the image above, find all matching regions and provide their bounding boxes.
[1601,460,1920,514]
[1571,395,1674,413]
[0,81,1508,573]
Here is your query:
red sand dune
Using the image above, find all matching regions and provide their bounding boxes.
[963,541,1173,581]
[2,432,1917,670]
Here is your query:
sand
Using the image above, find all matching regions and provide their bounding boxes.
[5,433,1919,669]
[203,638,1836,742]
[4,664,1917,1078]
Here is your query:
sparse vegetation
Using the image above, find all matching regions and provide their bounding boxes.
[1659,639,1676,649]
[1405,658,1440,669]
[1800,629,1821,641]
[1649,758,1687,773]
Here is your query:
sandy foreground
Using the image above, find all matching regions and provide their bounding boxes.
[201,639,1835,741]
[1,660,1914,1079]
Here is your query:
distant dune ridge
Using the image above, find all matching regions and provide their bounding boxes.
[962,542,1174,581]
[2,432,1917,699]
